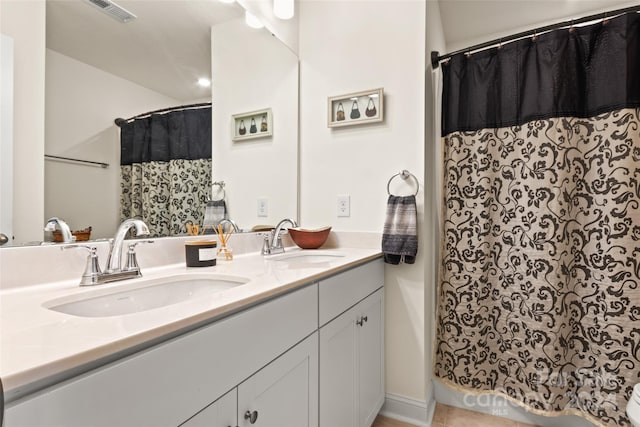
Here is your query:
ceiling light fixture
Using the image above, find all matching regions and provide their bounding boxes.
[273,0,294,20]
[245,10,264,29]
[197,78,211,88]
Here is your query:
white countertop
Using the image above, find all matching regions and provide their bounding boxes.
[0,246,381,402]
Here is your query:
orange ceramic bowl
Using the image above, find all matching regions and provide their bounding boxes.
[288,226,332,249]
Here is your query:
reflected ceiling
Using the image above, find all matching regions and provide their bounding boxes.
[46,0,243,100]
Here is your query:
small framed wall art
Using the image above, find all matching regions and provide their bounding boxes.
[232,108,273,141]
[327,88,384,128]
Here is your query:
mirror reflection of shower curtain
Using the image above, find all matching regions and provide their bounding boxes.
[435,13,640,427]
[119,106,212,237]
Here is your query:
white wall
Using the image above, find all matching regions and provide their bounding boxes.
[0,0,46,244]
[425,0,447,422]
[299,0,428,415]
[212,18,298,230]
[44,49,179,240]
[440,0,640,52]
[1,34,14,242]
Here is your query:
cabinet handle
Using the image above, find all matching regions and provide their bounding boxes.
[356,315,369,326]
[244,410,259,424]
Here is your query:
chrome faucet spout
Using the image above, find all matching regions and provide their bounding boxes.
[106,219,150,273]
[217,219,240,233]
[262,218,297,255]
[44,217,74,243]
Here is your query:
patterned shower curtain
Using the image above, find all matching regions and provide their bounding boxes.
[119,105,212,237]
[435,13,640,427]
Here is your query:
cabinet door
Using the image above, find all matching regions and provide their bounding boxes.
[319,288,384,427]
[181,388,237,427]
[357,290,384,427]
[319,306,357,427]
[238,333,318,427]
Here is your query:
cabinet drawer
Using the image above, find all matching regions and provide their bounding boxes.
[318,259,383,326]
[6,284,318,427]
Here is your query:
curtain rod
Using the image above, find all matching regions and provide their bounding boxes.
[431,4,640,69]
[45,154,109,169]
[114,102,212,127]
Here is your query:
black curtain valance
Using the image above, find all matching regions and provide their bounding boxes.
[120,106,212,165]
[441,12,640,136]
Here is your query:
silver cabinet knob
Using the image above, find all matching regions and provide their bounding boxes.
[244,410,258,424]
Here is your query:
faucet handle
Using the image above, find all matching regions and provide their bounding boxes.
[62,245,102,286]
[257,232,272,255]
[124,240,154,271]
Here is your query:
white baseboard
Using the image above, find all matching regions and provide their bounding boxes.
[379,393,434,427]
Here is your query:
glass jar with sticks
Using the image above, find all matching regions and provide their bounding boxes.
[214,224,234,261]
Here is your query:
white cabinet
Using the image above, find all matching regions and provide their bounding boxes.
[238,333,318,427]
[319,261,384,427]
[181,389,237,427]
[5,258,384,427]
[356,291,384,427]
[183,333,318,427]
[6,284,318,427]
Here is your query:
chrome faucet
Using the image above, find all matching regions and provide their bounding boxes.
[217,218,240,233]
[44,217,74,243]
[63,219,153,286]
[262,218,297,255]
[106,219,150,272]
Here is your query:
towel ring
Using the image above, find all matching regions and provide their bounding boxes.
[211,181,226,201]
[387,170,419,196]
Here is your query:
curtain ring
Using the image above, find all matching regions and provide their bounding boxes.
[532,29,538,42]
[603,12,609,25]
[498,38,503,49]
[569,20,575,33]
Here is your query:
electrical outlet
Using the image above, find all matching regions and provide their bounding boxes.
[337,195,350,217]
[257,198,268,217]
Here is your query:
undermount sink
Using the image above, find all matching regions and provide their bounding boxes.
[44,274,250,317]
[269,251,346,263]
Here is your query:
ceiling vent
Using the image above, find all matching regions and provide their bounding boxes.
[84,0,137,23]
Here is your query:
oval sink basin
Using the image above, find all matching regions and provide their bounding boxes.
[44,274,250,317]
[269,251,345,263]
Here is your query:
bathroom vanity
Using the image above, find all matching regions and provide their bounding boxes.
[0,237,383,427]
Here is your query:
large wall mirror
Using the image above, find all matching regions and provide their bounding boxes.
[6,0,298,246]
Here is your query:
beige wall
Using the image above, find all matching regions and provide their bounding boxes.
[299,0,427,405]
[0,0,46,244]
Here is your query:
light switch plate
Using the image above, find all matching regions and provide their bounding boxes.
[257,198,268,217]
[337,195,350,217]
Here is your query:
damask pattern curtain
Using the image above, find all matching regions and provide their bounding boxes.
[119,106,212,237]
[435,13,640,427]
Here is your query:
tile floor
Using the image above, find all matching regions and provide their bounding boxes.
[373,403,540,427]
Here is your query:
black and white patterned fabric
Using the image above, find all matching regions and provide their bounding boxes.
[436,12,640,427]
[119,106,212,237]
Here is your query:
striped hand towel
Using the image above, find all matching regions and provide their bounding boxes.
[382,195,418,265]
